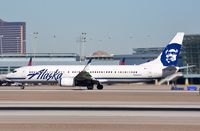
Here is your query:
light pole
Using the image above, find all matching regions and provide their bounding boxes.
[80,32,87,62]
[30,32,39,58]
[0,35,3,54]
[53,34,56,54]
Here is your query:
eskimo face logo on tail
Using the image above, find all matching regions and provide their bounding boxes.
[161,43,181,66]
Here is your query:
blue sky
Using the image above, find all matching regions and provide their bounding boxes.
[1,0,200,55]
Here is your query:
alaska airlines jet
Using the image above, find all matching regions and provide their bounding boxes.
[0,57,33,86]
[119,57,126,65]
[6,32,184,90]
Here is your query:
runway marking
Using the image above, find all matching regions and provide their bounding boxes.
[0,101,200,105]
[0,89,198,93]
[0,102,200,111]
[0,110,200,117]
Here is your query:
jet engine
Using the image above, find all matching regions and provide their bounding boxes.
[59,77,75,86]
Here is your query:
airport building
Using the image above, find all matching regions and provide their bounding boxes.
[114,47,163,65]
[0,19,26,54]
[180,35,200,84]
[182,35,200,74]
[0,53,79,74]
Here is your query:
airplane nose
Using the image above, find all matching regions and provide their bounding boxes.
[5,73,10,78]
[6,73,13,78]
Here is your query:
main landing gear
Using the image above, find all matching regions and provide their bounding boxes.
[20,84,25,90]
[87,85,94,90]
[87,83,103,90]
[97,83,103,90]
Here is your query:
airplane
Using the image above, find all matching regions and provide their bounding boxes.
[5,32,184,90]
[119,57,126,65]
[0,57,33,86]
[27,56,32,66]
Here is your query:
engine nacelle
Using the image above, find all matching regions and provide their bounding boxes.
[59,77,75,87]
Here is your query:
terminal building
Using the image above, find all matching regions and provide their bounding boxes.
[181,34,200,84]
[0,53,79,74]
[0,19,26,54]
[182,35,200,74]
[114,47,163,65]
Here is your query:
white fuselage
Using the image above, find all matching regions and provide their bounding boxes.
[6,64,163,84]
[5,32,184,87]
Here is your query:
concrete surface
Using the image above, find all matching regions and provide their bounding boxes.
[0,84,199,131]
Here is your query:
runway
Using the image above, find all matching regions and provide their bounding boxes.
[0,101,200,111]
[0,85,199,102]
[0,84,199,130]
[0,110,200,131]
[0,110,200,123]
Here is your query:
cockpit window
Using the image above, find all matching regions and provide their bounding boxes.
[11,70,17,73]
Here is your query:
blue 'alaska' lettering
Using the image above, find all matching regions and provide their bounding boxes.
[27,69,63,81]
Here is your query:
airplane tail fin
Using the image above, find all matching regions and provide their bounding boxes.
[119,57,126,65]
[27,57,32,66]
[142,32,184,67]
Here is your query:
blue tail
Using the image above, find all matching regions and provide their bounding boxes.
[160,32,184,66]
[141,32,184,68]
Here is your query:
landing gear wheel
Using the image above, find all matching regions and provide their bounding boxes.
[97,84,103,90]
[20,84,25,90]
[87,85,94,90]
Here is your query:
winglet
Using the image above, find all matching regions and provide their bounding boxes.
[87,58,92,65]
[83,58,93,71]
